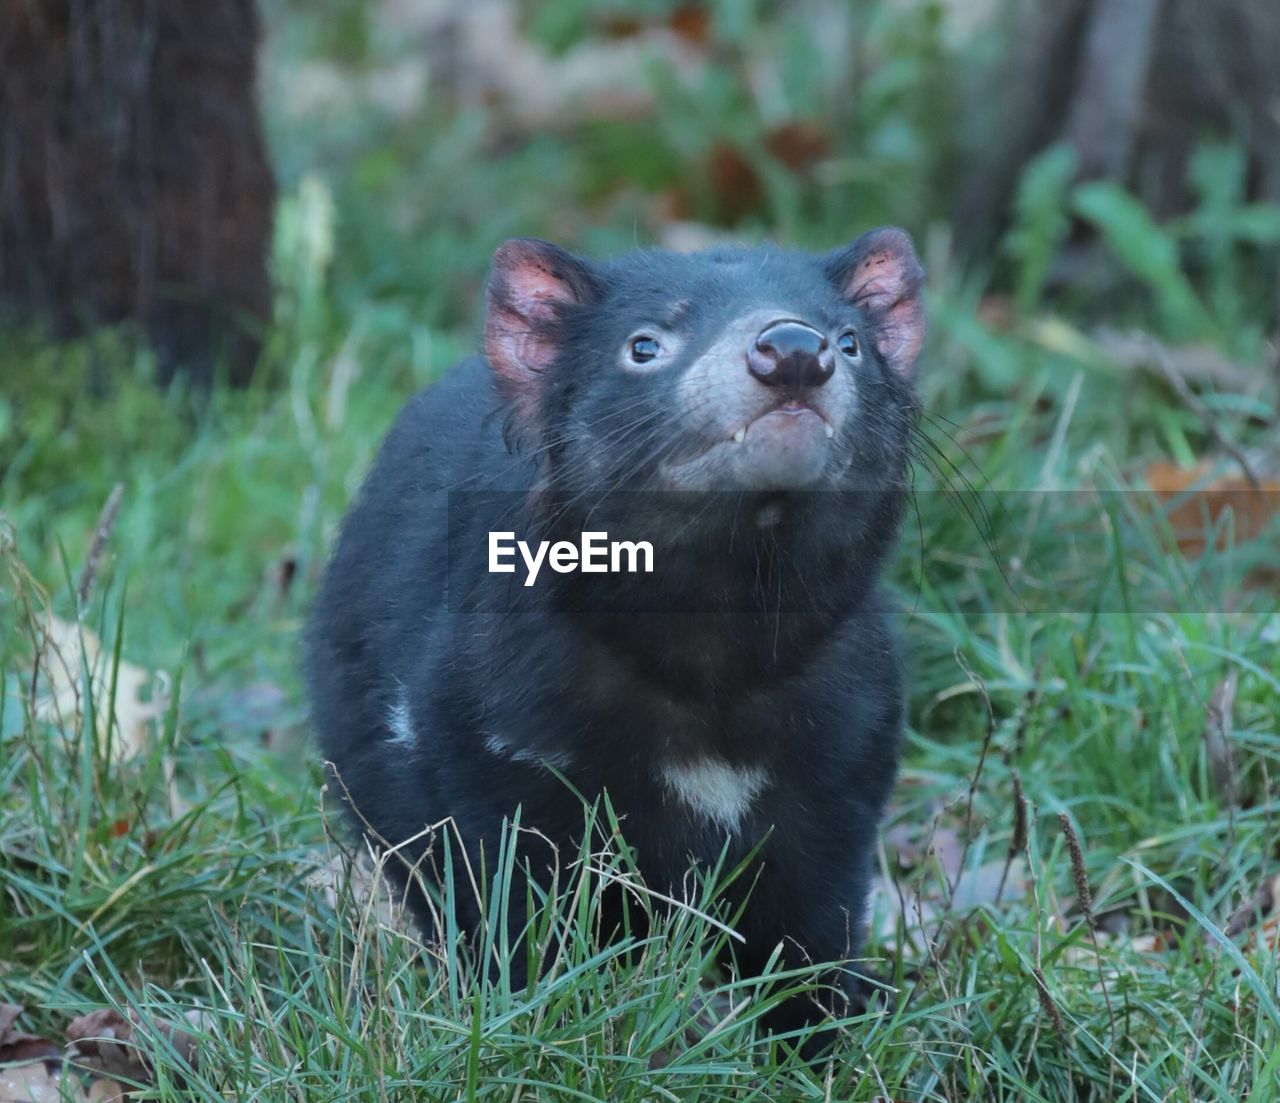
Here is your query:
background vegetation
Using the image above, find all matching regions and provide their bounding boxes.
[2,1,1278,1099]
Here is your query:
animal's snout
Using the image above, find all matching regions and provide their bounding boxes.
[747,320,835,390]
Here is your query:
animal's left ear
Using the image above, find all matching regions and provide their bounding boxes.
[824,226,925,377]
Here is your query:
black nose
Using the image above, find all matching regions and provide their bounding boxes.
[747,321,835,390]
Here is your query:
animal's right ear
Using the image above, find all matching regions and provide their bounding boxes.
[485,238,598,424]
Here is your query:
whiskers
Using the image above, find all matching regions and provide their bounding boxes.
[858,380,1014,611]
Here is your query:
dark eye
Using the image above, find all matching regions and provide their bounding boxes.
[629,335,661,364]
[837,330,860,358]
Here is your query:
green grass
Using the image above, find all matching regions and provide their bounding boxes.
[3,314,1276,1100]
[3,1,1279,1098]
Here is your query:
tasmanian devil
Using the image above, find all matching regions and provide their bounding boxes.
[305,227,926,1047]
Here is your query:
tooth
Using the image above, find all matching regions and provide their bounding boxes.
[733,427,746,444]
[824,423,835,439]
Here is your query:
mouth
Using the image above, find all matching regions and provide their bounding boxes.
[662,402,839,490]
[728,403,835,445]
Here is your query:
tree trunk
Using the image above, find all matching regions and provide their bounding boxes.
[956,0,1280,255]
[0,0,276,386]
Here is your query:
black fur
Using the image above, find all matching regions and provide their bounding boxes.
[306,234,923,1047]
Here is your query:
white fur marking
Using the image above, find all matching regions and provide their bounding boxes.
[658,758,770,832]
[386,687,416,746]
[484,732,572,770]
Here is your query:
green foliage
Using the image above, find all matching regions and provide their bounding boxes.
[2,350,1277,1098]
[1068,153,1280,360]
[1179,142,1280,353]
[1073,181,1218,342]
[1006,144,1078,315]
[525,0,595,55]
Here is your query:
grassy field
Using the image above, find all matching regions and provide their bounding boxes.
[3,2,1280,1100]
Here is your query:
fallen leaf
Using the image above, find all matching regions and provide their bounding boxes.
[66,1010,146,1084]
[668,4,712,47]
[0,1062,128,1103]
[706,141,762,225]
[32,614,170,761]
[764,120,829,174]
[0,1061,61,1103]
[0,1003,58,1065]
[66,1007,200,1092]
[0,1004,127,1102]
[1145,461,1280,564]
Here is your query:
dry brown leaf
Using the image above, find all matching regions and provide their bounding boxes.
[65,1007,200,1091]
[0,1061,60,1103]
[0,1005,127,1103]
[0,1062,128,1103]
[0,1003,58,1066]
[763,120,829,174]
[32,614,169,761]
[66,1010,147,1085]
[1145,461,1280,562]
[668,4,712,46]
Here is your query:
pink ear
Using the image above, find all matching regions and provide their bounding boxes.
[825,227,925,377]
[485,238,596,422]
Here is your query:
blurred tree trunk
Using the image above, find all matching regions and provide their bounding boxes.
[0,0,275,386]
[955,0,1280,254]
[1063,0,1161,183]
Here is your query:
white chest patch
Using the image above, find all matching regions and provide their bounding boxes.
[386,687,416,746]
[658,758,771,833]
